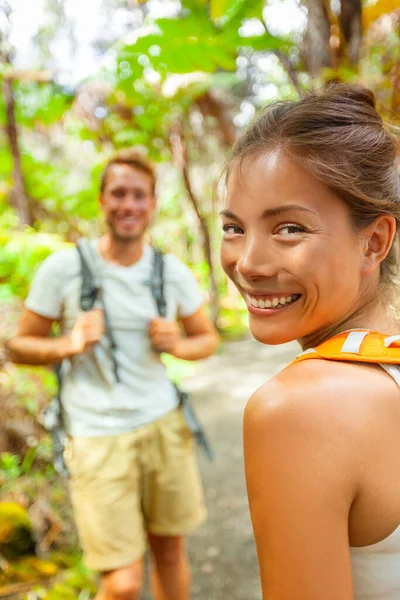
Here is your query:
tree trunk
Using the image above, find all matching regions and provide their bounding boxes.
[3,77,32,226]
[274,50,303,97]
[392,62,400,115]
[304,0,333,76]
[195,91,236,147]
[170,118,220,324]
[339,0,362,66]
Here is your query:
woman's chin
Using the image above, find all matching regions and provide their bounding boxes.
[249,324,298,346]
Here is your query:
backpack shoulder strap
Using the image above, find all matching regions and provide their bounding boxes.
[76,238,119,382]
[294,330,400,365]
[150,248,167,318]
[149,249,213,461]
[76,238,99,311]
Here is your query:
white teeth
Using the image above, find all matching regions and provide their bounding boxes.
[246,294,299,309]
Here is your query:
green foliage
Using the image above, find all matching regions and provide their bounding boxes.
[210,0,234,20]
[0,502,35,560]
[161,354,196,384]
[14,82,73,128]
[360,21,400,118]
[0,454,23,481]
[25,557,97,600]
[0,143,13,180]
[0,230,69,300]
[118,1,288,84]
[0,446,50,488]
[3,361,57,413]
[210,0,264,23]
[9,555,58,581]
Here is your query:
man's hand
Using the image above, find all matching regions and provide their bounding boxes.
[148,318,181,354]
[6,308,106,366]
[68,309,105,355]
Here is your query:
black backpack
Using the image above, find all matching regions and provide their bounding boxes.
[42,240,213,475]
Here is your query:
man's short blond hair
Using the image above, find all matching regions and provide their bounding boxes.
[100,149,156,194]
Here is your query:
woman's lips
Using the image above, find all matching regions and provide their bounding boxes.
[243,292,302,311]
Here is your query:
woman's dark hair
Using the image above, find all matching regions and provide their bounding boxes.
[229,84,400,289]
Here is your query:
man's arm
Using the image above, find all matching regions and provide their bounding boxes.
[148,307,219,361]
[6,308,105,366]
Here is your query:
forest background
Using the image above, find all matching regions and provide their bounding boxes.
[0,0,399,597]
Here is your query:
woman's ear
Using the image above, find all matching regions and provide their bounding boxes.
[361,215,396,276]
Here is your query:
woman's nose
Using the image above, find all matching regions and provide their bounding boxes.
[236,239,276,280]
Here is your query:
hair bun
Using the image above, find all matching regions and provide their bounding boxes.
[327,84,377,110]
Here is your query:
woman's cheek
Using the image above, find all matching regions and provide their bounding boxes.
[220,242,239,276]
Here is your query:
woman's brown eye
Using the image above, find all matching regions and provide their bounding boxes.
[279,225,305,235]
[223,225,243,234]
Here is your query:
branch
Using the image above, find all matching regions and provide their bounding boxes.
[169,118,219,321]
[3,77,32,225]
[0,579,56,598]
[339,0,362,67]
[170,119,203,223]
[303,0,334,75]
[195,90,236,146]
[2,69,53,82]
[273,50,303,97]
[391,61,400,114]
[259,16,302,97]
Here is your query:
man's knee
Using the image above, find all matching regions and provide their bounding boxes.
[100,561,143,600]
[102,577,141,600]
[149,534,186,567]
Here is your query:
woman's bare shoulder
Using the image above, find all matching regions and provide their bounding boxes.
[245,358,397,450]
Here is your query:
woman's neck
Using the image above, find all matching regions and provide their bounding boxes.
[299,296,399,350]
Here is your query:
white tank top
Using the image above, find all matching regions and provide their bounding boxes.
[350,363,400,599]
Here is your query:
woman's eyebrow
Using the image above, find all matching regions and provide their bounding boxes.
[220,205,317,220]
[220,210,241,220]
[261,204,318,218]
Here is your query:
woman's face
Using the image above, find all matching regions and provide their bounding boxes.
[220,152,369,347]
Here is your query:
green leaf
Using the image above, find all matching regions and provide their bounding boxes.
[210,0,265,23]
[114,129,149,146]
[182,0,208,8]
[156,16,216,38]
[0,146,13,178]
[242,32,292,53]
[14,82,73,128]
[0,231,68,299]
[118,13,242,77]
[210,0,231,20]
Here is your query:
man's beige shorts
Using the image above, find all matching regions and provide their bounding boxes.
[64,408,206,572]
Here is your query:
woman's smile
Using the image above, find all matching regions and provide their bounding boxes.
[241,290,302,313]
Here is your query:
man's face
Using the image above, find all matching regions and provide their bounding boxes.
[100,164,156,242]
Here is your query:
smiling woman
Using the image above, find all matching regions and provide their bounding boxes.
[220,85,400,600]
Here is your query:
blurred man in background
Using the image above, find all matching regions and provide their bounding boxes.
[7,150,219,600]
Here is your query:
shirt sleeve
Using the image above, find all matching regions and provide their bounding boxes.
[164,254,204,319]
[25,249,76,320]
